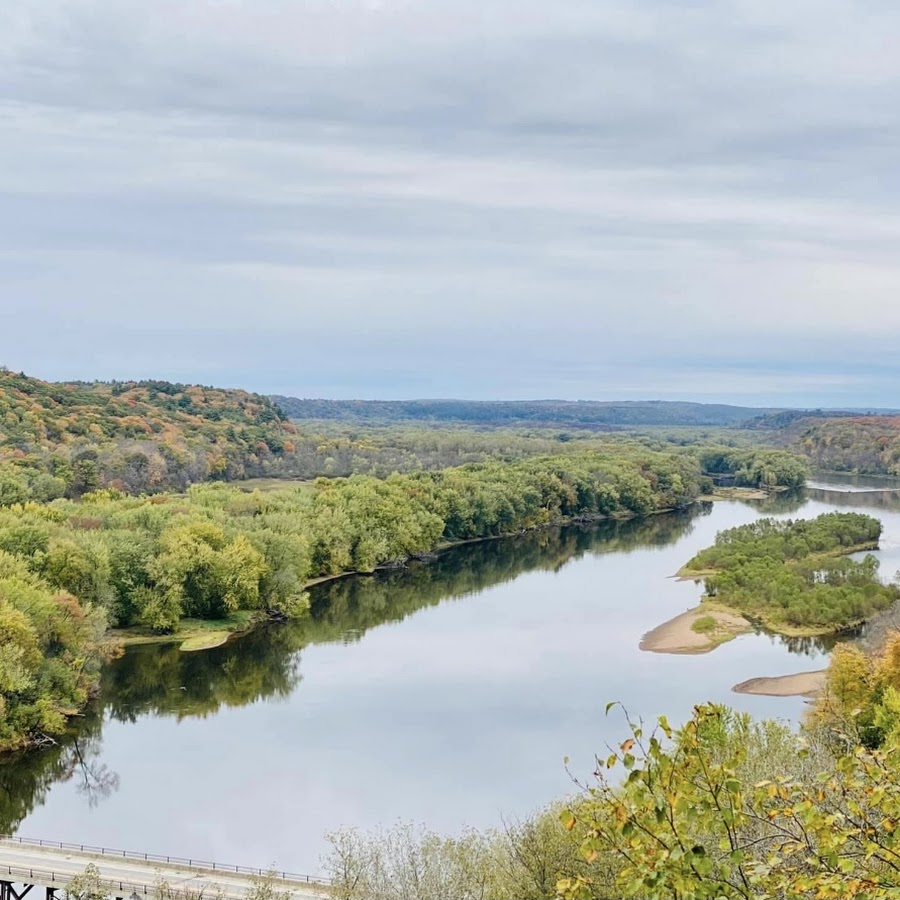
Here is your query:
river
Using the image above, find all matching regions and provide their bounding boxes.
[3,475,900,875]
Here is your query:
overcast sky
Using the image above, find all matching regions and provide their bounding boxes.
[3,1,900,405]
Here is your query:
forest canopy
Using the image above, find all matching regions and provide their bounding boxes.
[271,396,777,427]
[792,417,900,476]
[697,447,809,489]
[683,513,898,632]
[0,369,293,496]
[0,448,707,635]
[0,551,110,752]
[0,370,809,499]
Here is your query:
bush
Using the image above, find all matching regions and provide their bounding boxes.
[691,614,717,634]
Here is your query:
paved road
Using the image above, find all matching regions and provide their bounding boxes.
[0,839,330,900]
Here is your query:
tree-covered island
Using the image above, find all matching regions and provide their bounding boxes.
[680,512,898,635]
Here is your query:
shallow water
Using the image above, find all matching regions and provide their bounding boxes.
[3,477,900,874]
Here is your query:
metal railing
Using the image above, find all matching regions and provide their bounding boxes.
[0,862,153,896]
[0,837,330,887]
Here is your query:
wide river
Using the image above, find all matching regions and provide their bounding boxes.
[4,476,900,875]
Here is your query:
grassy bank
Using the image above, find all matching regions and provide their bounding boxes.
[110,611,259,648]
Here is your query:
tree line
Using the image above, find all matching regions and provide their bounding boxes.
[271,397,772,427]
[0,447,703,750]
[0,440,810,753]
[0,370,813,500]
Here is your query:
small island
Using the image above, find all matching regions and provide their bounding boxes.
[678,512,897,636]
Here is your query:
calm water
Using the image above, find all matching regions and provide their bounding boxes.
[4,478,900,875]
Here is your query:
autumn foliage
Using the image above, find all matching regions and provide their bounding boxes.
[0,369,292,497]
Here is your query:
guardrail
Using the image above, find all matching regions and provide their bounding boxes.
[0,862,152,896]
[0,837,330,887]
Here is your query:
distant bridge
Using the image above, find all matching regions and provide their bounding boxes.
[0,837,330,900]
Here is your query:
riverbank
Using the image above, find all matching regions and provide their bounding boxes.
[110,611,259,649]
[112,508,677,649]
[700,486,786,502]
[107,489,800,652]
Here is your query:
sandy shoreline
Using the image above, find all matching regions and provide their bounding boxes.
[640,606,752,654]
[732,670,826,698]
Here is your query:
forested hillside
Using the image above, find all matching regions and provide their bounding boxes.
[734,412,900,476]
[790,416,900,475]
[742,408,899,429]
[0,369,293,497]
[272,397,778,427]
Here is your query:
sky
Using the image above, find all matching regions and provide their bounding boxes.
[3,1,900,406]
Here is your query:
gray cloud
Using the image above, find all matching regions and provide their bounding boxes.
[3,0,900,404]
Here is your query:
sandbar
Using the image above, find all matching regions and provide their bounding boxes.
[732,670,826,698]
[640,607,751,654]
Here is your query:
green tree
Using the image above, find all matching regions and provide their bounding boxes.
[0,470,28,507]
[560,704,900,900]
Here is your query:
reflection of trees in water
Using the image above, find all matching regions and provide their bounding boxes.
[749,489,809,515]
[0,707,115,833]
[708,485,898,516]
[100,510,705,725]
[0,506,707,830]
[806,487,900,513]
[717,489,809,516]
[773,630,852,657]
[101,629,303,724]
[300,508,706,645]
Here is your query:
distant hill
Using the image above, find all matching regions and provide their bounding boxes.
[742,409,900,430]
[270,398,781,428]
[0,369,294,497]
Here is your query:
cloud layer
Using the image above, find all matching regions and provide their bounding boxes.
[3,1,900,404]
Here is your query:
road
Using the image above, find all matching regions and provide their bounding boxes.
[0,838,330,900]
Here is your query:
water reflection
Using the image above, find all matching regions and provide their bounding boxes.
[807,486,900,511]
[302,507,709,646]
[808,473,900,492]
[2,486,889,854]
[773,629,856,657]
[0,709,113,833]
[103,631,302,723]
[750,489,809,515]
[0,508,707,832]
